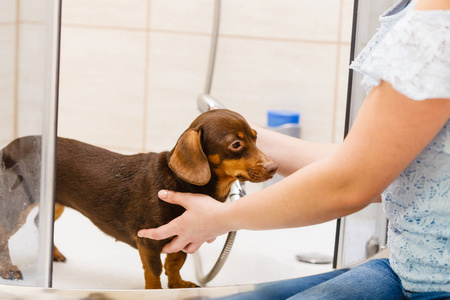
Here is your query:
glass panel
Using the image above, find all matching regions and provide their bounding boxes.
[335,0,395,268]
[0,0,60,287]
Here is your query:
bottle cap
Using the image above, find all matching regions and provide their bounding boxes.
[267,110,300,127]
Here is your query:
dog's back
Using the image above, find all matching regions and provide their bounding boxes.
[55,137,188,248]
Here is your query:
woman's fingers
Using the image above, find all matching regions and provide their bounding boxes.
[137,190,191,239]
[158,190,189,207]
[138,222,175,241]
[183,242,203,254]
[162,236,190,253]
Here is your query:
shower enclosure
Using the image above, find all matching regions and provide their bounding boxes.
[0,0,394,298]
[0,0,60,289]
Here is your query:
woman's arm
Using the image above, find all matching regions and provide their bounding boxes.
[230,81,450,231]
[415,0,450,10]
[139,81,450,254]
[249,123,339,177]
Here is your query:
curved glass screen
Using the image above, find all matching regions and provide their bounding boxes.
[0,0,60,287]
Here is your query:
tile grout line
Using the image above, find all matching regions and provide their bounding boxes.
[331,0,345,143]
[218,33,348,46]
[61,22,146,32]
[58,22,350,46]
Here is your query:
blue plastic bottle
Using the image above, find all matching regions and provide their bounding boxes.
[264,110,301,187]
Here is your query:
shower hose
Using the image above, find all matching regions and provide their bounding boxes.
[193,181,245,286]
[194,0,242,286]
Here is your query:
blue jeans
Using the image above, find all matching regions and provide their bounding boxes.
[217,259,450,300]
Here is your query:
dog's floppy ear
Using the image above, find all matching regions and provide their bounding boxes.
[169,129,211,186]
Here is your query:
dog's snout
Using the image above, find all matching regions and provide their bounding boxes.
[265,163,278,176]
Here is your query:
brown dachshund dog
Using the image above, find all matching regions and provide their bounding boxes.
[0,109,277,289]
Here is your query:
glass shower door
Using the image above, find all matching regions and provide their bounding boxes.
[334,0,396,268]
[0,0,61,287]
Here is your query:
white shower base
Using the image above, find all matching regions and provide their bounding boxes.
[50,208,336,290]
[1,201,336,290]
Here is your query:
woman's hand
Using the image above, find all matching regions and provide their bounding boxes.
[137,190,229,254]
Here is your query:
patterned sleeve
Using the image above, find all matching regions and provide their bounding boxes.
[353,10,450,101]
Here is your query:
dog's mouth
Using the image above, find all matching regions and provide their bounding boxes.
[235,165,277,183]
[236,175,274,183]
[236,175,248,182]
[218,159,278,183]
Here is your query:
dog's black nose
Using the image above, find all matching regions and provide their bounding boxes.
[265,163,278,176]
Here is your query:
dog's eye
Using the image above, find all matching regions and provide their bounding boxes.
[230,141,242,151]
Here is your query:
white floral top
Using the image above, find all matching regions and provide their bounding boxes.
[350,0,450,293]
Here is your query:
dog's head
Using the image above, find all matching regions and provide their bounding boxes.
[168,109,277,189]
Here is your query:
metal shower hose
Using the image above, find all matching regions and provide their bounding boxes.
[193,182,245,286]
[193,0,242,286]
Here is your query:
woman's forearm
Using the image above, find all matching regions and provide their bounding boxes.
[225,159,357,231]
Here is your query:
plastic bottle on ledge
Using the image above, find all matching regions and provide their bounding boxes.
[267,110,301,138]
[264,110,301,187]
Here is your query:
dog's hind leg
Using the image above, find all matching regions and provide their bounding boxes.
[0,231,23,280]
[52,203,66,262]
[164,252,198,288]
[33,203,67,262]
[0,197,37,281]
[0,136,41,281]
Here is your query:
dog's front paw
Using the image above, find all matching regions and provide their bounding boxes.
[1,265,23,280]
[168,279,199,289]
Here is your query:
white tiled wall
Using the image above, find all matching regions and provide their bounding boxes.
[0,25,15,147]
[0,0,16,24]
[0,0,51,148]
[63,0,148,29]
[57,0,354,154]
[58,26,147,150]
[0,0,16,148]
[221,0,342,42]
[1,0,354,153]
[16,23,47,137]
